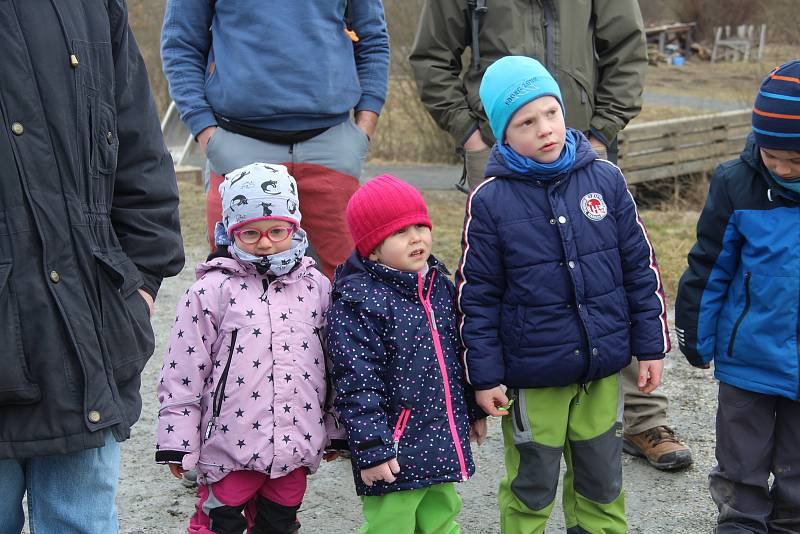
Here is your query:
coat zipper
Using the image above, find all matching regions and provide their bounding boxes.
[727,272,751,358]
[204,329,238,440]
[392,407,412,455]
[510,390,525,433]
[417,271,469,481]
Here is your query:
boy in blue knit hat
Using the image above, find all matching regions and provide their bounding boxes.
[675,59,800,532]
[456,56,670,533]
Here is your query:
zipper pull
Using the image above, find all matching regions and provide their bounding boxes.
[429,307,438,331]
[394,440,400,455]
[204,417,216,441]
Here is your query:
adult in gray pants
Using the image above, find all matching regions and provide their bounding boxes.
[409,0,692,470]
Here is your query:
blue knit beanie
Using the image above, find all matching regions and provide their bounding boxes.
[479,56,564,142]
[752,59,800,151]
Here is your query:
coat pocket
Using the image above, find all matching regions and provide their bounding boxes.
[94,250,154,385]
[0,262,41,405]
[727,272,751,358]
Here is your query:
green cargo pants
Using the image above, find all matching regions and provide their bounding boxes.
[499,374,626,534]
[360,483,462,534]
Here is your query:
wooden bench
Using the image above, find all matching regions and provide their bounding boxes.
[711,24,767,63]
[645,22,696,56]
[618,109,751,184]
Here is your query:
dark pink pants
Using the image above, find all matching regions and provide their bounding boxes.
[188,468,307,533]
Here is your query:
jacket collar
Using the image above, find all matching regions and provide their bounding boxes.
[741,134,800,205]
[483,128,597,185]
[333,251,449,301]
[196,254,316,284]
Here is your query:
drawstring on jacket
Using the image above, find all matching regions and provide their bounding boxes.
[47,0,79,67]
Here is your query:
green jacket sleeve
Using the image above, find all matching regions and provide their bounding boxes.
[589,0,648,145]
[408,0,479,145]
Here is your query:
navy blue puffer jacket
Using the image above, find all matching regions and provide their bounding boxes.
[328,253,476,496]
[456,131,669,390]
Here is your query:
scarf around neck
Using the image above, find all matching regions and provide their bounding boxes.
[498,129,577,180]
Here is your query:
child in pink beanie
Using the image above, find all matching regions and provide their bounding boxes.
[327,175,487,532]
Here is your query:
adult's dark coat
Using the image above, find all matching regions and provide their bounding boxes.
[0,0,184,458]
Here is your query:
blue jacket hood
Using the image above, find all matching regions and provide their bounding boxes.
[741,134,800,204]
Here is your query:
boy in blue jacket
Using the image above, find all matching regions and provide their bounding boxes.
[328,175,486,533]
[456,56,669,533]
[675,59,800,533]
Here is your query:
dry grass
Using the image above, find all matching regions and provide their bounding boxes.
[645,44,798,107]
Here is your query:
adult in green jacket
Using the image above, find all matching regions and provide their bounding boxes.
[409,0,693,474]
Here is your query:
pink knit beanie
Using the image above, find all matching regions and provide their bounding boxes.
[346,174,432,257]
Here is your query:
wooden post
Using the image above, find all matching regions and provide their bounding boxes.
[757,24,767,60]
[711,27,722,63]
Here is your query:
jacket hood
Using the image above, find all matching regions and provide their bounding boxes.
[333,251,449,300]
[484,128,597,181]
[741,134,800,204]
[196,254,317,283]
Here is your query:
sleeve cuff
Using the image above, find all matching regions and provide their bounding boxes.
[183,108,218,139]
[355,94,386,116]
[140,271,163,300]
[635,353,666,361]
[588,119,619,148]
[351,436,396,469]
[155,450,187,464]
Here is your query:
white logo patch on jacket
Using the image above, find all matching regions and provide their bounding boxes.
[580,193,607,221]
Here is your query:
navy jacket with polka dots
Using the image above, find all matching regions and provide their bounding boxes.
[328,253,476,496]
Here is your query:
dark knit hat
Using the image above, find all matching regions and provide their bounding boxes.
[752,59,800,151]
[346,174,432,257]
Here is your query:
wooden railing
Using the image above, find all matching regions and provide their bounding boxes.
[618,109,751,184]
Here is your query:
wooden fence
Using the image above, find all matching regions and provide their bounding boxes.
[618,109,751,184]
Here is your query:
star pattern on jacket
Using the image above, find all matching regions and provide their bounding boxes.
[155,256,342,486]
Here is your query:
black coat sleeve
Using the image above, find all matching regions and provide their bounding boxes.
[108,0,184,298]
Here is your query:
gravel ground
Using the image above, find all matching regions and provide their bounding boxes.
[107,243,720,534]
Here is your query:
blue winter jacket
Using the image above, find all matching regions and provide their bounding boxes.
[676,136,800,400]
[161,0,390,136]
[327,253,476,496]
[456,131,669,390]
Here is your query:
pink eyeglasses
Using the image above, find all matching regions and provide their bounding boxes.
[233,225,295,244]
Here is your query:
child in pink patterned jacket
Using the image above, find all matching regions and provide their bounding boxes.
[155,162,341,534]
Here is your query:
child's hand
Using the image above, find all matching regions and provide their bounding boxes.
[637,359,664,394]
[475,387,510,417]
[168,463,185,479]
[360,458,400,487]
[470,418,488,445]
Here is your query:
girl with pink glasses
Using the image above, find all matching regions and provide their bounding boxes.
[155,162,344,533]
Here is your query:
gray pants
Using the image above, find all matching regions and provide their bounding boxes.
[464,144,669,434]
[710,383,800,533]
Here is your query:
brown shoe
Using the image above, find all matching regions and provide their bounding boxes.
[623,426,693,471]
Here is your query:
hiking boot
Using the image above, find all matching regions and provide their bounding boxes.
[623,425,693,471]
